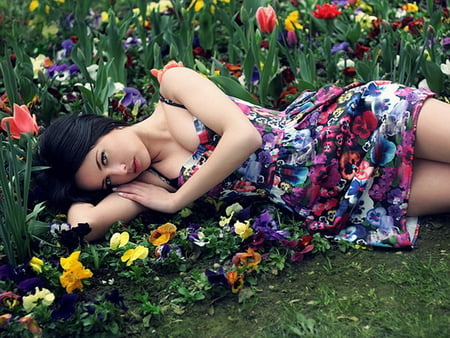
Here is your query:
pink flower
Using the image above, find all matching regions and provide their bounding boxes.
[1,104,39,139]
[256,5,277,34]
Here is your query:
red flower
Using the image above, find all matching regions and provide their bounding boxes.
[256,5,277,33]
[312,4,342,19]
[352,110,378,138]
[353,43,370,59]
[342,67,356,77]
[1,104,39,139]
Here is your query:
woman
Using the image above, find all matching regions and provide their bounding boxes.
[36,64,450,248]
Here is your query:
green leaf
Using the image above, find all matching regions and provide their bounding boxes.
[210,75,259,104]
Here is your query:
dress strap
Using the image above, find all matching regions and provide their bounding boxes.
[159,94,186,109]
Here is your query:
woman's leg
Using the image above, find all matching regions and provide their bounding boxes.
[409,158,450,216]
[415,98,450,163]
[409,98,450,216]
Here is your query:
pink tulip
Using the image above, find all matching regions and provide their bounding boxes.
[1,104,39,139]
[256,5,277,34]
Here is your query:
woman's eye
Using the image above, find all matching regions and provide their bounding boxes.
[101,152,108,165]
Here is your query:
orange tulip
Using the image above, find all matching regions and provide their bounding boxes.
[256,5,277,34]
[1,103,39,139]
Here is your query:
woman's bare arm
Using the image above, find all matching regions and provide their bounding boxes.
[68,171,175,240]
[68,193,146,241]
[114,67,262,213]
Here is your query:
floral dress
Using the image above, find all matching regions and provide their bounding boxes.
[177,81,434,249]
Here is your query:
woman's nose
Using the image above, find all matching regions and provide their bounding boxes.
[109,163,127,176]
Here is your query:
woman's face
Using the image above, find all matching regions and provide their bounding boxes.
[75,128,150,191]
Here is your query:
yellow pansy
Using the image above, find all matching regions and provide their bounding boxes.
[59,251,93,293]
[284,11,303,31]
[189,0,216,13]
[22,287,55,312]
[402,2,419,12]
[355,12,377,30]
[149,223,177,246]
[219,212,234,227]
[121,246,149,266]
[234,220,253,240]
[110,232,130,250]
[29,0,39,12]
[29,256,44,273]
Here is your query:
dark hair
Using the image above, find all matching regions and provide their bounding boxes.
[34,114,128,210]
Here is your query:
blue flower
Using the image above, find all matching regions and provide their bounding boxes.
[51,294,79,321]
[205,268,229,288]
[120,87,147,108]
[331,41,350,54]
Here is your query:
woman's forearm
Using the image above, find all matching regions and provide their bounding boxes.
[68,192,146,241]
[172,127,262,211]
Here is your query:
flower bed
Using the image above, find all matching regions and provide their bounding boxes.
[0,0,449,336]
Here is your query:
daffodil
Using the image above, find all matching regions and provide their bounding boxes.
[121,245,149,266]
[59,251,93,293]
[234,220,253,240]
[149,223,177,245]
[22,287,55,312]
[29,256,44,274]
[110,232,130,250]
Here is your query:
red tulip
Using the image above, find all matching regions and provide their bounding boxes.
[1,104,39,139]
[312,3,342,19]
[256,5,277,33]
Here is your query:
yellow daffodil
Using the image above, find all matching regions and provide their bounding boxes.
[22,287,55,312]
[110,232,130,250]
[149,223,177,246]
[234,220,253,240]
[59,251,93,293]
[121,245,149,266]
[29,256,44,273]
[284,11,303,31]
[402,2,419,12]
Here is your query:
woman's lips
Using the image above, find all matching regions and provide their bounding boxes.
[133,158,141,174]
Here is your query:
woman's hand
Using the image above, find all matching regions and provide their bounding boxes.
[113,181,180,214]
